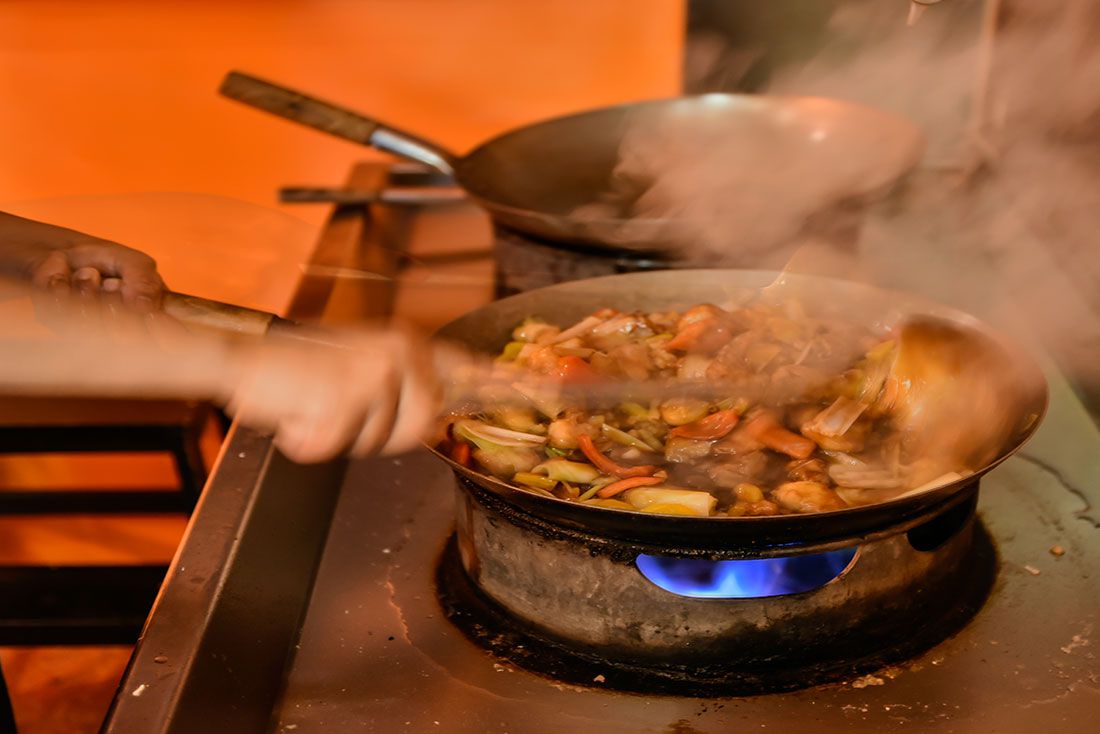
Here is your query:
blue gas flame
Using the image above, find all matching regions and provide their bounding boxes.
[635,548,857,599]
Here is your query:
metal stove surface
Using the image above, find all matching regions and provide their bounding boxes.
[270,366,1099,733]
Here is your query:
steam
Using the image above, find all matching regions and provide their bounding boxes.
[620,0,1100,394]
[571,94,923,267]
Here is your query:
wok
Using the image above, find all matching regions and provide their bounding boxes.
[220,72,925,253]
[430,269,1048,551]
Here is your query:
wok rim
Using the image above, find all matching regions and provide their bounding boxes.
[426,269,1049,537]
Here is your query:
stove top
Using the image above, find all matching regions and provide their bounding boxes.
[104,162,1100,733]
[266,374,1098,733]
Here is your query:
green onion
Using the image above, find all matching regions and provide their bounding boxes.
[513,472,558,491]
[634,427,665,452]
[578,475,617,501]
[577,485,601,501]
[532,459,602,484]
[620,402,652,420]
[453,419,546,449]
[499,341,525,361]
[601,423,656,452]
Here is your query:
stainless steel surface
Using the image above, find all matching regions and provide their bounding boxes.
[368,128,455,177]
[268,382,1099,731]
[102,427,348,734]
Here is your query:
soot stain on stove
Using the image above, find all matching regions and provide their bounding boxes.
[664,719,704,734]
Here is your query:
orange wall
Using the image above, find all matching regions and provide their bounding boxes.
[0,0,684,210]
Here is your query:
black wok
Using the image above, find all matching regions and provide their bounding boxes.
[220,72,925,253]
[430,269,1048,552]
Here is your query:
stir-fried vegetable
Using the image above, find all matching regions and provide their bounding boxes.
[669,409,740,440]
[601,423,659,452]
[577,434,659,478]
[532,458,602,484]
[513,472,558,492]
[441,300,965,517]
[596,475,665,499]
[454,419,546,449]
[743,411,817,459]
[622,487,718,516]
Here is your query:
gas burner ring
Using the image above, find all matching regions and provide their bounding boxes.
[437,477,997,695]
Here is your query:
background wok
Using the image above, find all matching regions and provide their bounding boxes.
[220,71,925,252]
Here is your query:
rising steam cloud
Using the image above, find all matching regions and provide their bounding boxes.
[611,0,1100,394]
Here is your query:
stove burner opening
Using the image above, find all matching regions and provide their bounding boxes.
[635,548,858,599]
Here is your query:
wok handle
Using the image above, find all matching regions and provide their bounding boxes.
[163,292,294,337]
[219,71,459,177]
[279,186,466,206]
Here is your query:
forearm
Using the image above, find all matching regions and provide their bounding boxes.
[0,333,240,401]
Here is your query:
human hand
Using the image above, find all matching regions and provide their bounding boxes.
[222,326,443,463]
[29,239,165,311]
[0,211,165,311]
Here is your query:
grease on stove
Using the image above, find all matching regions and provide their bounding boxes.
[1060,625,1093,655]
[850,674,885,689]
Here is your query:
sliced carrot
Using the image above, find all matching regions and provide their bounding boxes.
[450,441,472,466]
[665,318,713,351]
[555,355,596,384]
[744,412,817,460]
[665,317,732,353]
[597,475,664,498]
[577,434,659,478]
[669,409,741,440]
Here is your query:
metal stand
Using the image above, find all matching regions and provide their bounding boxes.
[0,398,214,646]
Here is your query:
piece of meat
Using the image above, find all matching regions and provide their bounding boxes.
[706,452,768,489]
[786,457,830,484]
[664,436,714,463]
[713,424,765,455]
[773,481,848,513]
[728,499,780,517]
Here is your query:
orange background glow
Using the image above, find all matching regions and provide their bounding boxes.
[0,0,683,210]
[0,0,683,310]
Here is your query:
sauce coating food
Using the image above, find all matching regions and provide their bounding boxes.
[439,302,970,517]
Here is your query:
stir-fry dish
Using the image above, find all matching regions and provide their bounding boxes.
[439,301,972,517]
